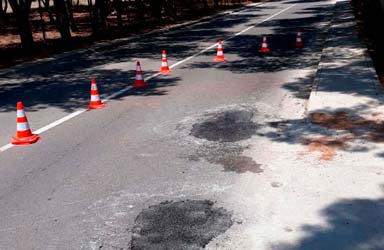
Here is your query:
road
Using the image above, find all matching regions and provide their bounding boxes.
[0,0,336,249]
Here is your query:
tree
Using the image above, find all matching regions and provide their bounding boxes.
[213,0,219,8]
[149,0,162,20]
[53,0,72,41]
[8,0,34,49]
[113,0,123,28]
[91,0,107,34]
[0,0,8,22]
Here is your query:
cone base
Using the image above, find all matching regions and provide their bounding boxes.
[160,69,172,74]
[295,43,303,48]
[88,103,106,109]
[259,48,270,53]
[214,57,226,62]
[133,81,148,88]
[11,134,40,145]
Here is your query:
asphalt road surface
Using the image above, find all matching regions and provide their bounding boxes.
[0,0,336,249]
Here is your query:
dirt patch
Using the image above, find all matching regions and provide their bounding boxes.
[301,135,353,161]
[190,110,257,143]
[368,123,384,143]
[131,200,232,250]
[309,112,384,145]
[310,112,374,130]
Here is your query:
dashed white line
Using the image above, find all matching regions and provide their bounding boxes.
[0,3,297,153]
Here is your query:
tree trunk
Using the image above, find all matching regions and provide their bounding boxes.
[53,0,72,41]
[202,0,209,10]
[149,0,162,20]
[135,0,145,21]
[164,0,176,19]
[114,0,123,28]
[0,0,8,22]
[38,0,47,41]
[8,0,34,49]
[213,0,219,8]
[17,13,34,49]
[380,0,384,13]
[42,0,55,23]
[92,0,107,34]
[66,0,78,31]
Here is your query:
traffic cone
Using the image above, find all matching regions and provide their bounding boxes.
[259,35,270,53]
[295,29,303,48]
[11,102,40,145]
[88,78,106,109]
[214,39,226,62]
[160,50,172,74]
[133,61,148,87]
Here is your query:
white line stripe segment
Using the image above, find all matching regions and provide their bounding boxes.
[0,3,296,153]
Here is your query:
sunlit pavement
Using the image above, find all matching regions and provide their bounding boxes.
[1,0,383,249]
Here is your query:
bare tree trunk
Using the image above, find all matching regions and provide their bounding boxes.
[0,0,8,22]
[135,0,145,21]
[149,0,162,20]
[8,0,34,49]
[164,0,176,18]
[113,0,123,28]
[91,0,107,34]
[66,0,78,31]
[53,0,72,41]
[38,0,47,41]
[380,0,384,13]
[42,0,56,23]
[202,0,209,10]
[213,0,219,8]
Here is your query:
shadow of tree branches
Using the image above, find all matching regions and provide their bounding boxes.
[273,193,384,250]
[0,4,265,113]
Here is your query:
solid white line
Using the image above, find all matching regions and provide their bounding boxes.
[33,109,87,134]
[0,2,297,153]
[0,143,13,152]
[261,4,297,22]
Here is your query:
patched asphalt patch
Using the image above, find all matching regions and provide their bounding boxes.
[190,145,263,174]
[190,110,257,143]
[216,155,263,173]
[131,200,233,250]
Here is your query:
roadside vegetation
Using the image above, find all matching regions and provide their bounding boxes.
[0,0,253,68]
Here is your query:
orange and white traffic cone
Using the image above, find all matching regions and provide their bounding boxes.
[295,29,303,48]
[160,50,172,74]
[214,39,226,62]
[88,78,106,109]
[259,35,270,53]
[11,102,40,145]
[133,61,148,87]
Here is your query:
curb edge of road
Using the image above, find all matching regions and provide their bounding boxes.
[305,0,383,122]
[0,0,268,76]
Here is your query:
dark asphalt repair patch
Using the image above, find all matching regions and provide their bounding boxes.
[216,155,263,173]
[131,200,233,250]
[190,110,257,143]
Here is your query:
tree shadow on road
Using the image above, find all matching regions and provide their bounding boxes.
[0,69,181,112]
[183,3,332,75]
[258,103,384,160]
[0,5,265,113]
[272,193,384,250]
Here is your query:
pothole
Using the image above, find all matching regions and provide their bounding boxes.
[190,110,257,143]
[131,200,233,250]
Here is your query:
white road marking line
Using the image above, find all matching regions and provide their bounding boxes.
[33,110,87,134]
[0,143,13,152]
[0,3,297,153]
